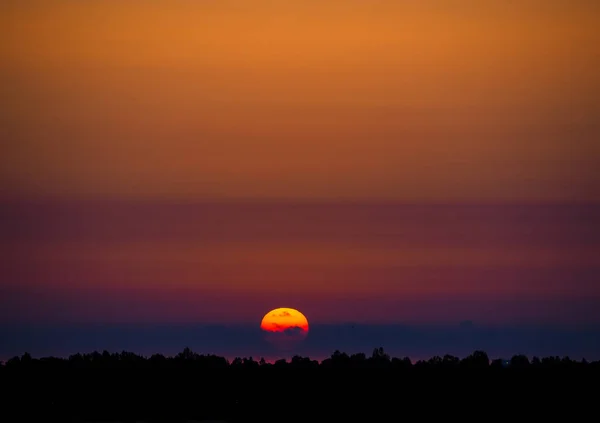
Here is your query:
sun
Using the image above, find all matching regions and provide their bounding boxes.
[260,307,309,350]
[260,307,309,333]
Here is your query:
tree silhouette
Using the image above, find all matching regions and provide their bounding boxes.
[1,348,597,421]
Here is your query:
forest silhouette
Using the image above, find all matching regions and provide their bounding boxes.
[2,347,598,421]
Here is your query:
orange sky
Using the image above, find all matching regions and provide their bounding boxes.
[2,0,599,202]
[1,2,600,329]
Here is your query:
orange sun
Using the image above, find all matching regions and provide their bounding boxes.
[260,307,309,349]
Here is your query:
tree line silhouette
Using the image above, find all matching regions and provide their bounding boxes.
[2,347,598,421]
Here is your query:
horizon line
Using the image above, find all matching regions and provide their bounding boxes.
[4,321,599,329]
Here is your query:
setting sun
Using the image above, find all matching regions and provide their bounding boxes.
[260,307,309,351]
[260,307,309,334]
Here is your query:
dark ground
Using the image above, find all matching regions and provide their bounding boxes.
[1,348,598,421]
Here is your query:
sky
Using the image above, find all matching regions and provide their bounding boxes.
[1,1,599,360]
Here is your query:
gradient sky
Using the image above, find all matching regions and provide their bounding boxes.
[1,1,599,359]
[2,0,599,201]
